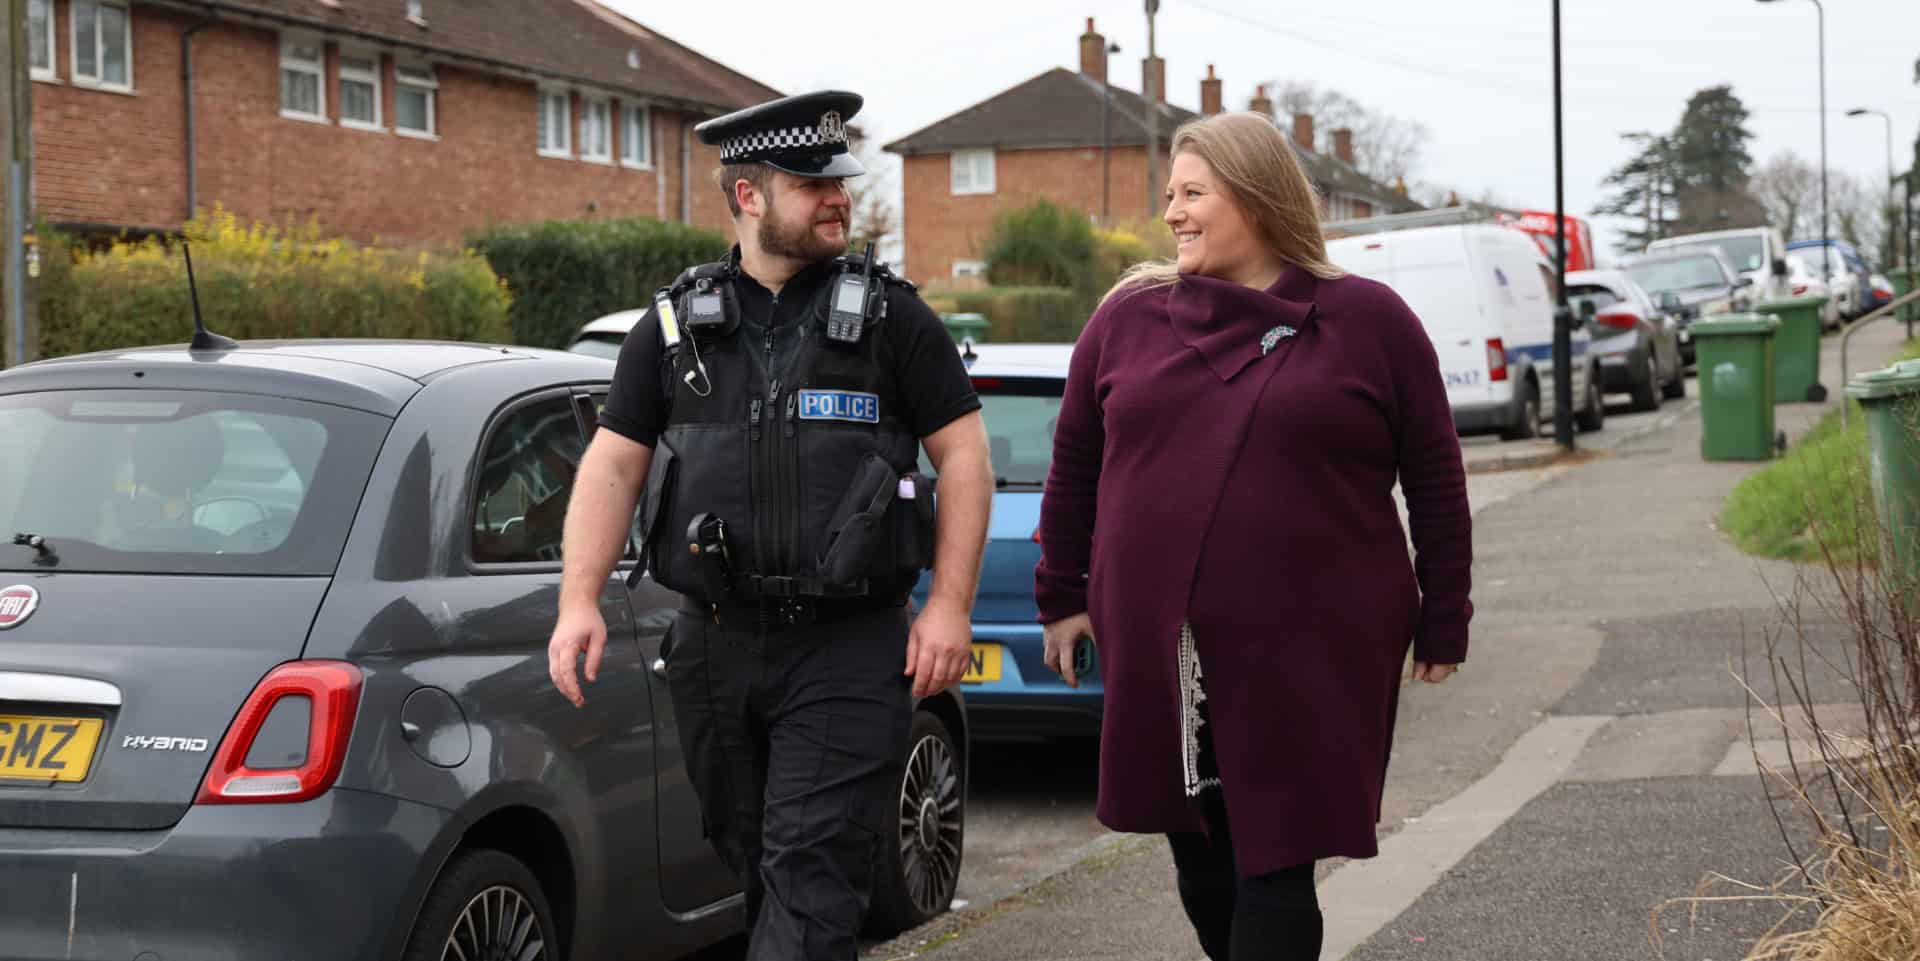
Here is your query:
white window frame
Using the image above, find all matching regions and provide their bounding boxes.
[951,148,995,196]
[71,0,133,91]
[579,95,612,164]
[394,62,438,139]
[278,34,328,123]
[537,86,572,158]
[620,103,653,170]
[29,0,56,81]
[337,49,383,132]
[406,0,427,27]
[951,260,987,279]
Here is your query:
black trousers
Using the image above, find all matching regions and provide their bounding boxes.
[664,603,913,961]
[1167,792,1324,961]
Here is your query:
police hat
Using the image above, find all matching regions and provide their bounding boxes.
[695,90,865,179]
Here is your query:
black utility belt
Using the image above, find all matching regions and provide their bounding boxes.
[690,592,905,629]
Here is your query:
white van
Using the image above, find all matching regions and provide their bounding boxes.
[1646,226,1792,302]
[1325,224,1605,441]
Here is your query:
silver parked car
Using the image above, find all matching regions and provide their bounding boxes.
[0,338,966,960]
[1565,269,1687,411]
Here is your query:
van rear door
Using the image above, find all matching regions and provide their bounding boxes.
[1329,231,1497,411]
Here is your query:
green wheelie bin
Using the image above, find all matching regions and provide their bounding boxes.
[1845,359,1920,583]
[940,312,990,345]
[1692,313,1782,461]
[1752,294,1829,403]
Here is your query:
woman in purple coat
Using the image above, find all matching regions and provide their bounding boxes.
[1034,112,1473,959]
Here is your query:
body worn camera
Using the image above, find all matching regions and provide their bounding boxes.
[684,277,739,340]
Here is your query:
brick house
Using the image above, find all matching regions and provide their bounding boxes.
[882,17,1422,288]
[23,0,781,246]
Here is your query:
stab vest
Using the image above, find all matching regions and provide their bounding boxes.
[633,254,934,602]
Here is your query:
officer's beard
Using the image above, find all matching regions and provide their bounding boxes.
[758,197,849,263]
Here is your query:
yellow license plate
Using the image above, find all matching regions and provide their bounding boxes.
[0,715,105,783]
[962,644,1002,683]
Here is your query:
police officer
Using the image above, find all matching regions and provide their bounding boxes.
[546,89,991,961]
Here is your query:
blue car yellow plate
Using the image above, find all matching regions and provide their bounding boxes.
[0,715,105,783]
[963,644,1002,683]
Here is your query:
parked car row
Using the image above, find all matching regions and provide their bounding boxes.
[0,338,967,961]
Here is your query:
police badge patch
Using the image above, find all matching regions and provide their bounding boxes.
[797,389,879,424]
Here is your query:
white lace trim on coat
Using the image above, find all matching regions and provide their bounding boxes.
[1179,621,1223,798]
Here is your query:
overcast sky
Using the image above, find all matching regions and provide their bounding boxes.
[607,0,1920,266]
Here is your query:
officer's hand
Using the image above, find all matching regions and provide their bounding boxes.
[548,606,608,708]
[1042,613,1094,689]
[1413,661,1459,684]
[906,600,973,699]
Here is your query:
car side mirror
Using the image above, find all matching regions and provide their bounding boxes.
[1736,276,1756,289]
[1772,257,1789,278]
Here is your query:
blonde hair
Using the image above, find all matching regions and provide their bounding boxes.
[1102,111,1345,306]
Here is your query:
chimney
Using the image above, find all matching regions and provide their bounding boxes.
[1292,112,1315,152]
[1332,127,1354,164]
[1078,18,1107,84]
[1142,55,1165,104]
[1200,64,1223,116]
[1248,83,1273,119]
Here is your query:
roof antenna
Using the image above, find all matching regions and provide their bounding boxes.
[182,239,236,352]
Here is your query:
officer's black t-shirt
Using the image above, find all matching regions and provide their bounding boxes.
[598,256,981,449]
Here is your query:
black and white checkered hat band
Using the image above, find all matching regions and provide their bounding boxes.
[722,124,844,162]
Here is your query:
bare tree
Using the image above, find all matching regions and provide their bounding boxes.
[1272,81,1429,184]
[1828,171,1888,260]
[1753,150,1818,242]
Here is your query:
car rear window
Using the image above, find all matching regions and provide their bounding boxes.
[1567,284,1622,317]
[1628,257,1726,294]
[567,333,624,361]
[967,375,1064,489]
[0,389,388,575]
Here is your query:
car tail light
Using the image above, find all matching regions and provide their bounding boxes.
[1792,283,1809,295]
[1594,307,1640,332]
[970,377,1003,390]
[197,661,362,805]
[1486,338,1508,382]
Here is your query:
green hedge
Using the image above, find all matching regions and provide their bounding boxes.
[37,210,511,358]
[925,287,1093,343]
[469,217,730,349]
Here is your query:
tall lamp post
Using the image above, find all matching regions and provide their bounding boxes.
[1144,0,1159,220]
[1759,0,1830,287]
[1549,0,1573,449]
[1846,106,1906,336]
[1102,41,1120,226]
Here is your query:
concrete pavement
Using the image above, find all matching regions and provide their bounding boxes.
[865,317,1915,961]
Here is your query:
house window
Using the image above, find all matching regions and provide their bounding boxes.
[338,52,381,130]
[395,63,437,137]
[28,0,54,80]
[537,88,571,157]
[279,36,326,121]
[952,260,987,279]
[405,0,426,25]
[72,0,132,90]
[621,103,652,169]
[580,96,612,163]
[951,148,995,195]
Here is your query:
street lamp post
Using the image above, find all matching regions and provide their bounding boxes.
[1550,0,1573,449]
[1759,0,1830,288]
[1102,41,1120,226]
[1846,106,1905,336]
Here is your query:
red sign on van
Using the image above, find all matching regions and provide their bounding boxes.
[1498,210,1595,272]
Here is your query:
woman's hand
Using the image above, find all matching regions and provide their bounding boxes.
[1042,613,1095,688]
[1413,662,1459,684]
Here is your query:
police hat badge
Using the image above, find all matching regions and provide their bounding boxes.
[695,90,866,178]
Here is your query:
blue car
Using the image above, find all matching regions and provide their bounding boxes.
[914,344,1102,742]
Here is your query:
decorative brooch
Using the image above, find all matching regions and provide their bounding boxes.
[1260,325,1297,356]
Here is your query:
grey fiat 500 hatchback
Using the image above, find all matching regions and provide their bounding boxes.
[0,339,966,961]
